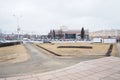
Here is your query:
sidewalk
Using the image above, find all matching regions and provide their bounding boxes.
[1,56,120,80]
[117,43,120,57]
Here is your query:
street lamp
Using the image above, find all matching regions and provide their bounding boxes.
[13,14,22,40]
[17,27,20,40]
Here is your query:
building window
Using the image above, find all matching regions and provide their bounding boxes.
[65,34,76,39]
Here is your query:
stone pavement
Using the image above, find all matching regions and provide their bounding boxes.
[1,56,120,80]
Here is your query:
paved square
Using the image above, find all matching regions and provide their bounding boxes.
[1,56,120,80]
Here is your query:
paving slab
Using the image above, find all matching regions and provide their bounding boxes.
[1,56,120,80]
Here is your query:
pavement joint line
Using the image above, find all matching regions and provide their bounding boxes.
[1,56,120,80]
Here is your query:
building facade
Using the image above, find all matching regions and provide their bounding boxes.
[48,29,89,40]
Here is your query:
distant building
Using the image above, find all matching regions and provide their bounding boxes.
[48,29,89,40]
[90,29,120,39]
[90,29,120,43]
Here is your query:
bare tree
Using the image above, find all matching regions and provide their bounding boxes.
[48,30,52,39]
[58,29,63,39]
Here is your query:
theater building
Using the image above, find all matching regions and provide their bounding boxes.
[48,29,89,40]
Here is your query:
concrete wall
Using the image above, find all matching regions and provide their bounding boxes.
[93,38,116,43]
[93,38,102,43]
[103,39,116,43]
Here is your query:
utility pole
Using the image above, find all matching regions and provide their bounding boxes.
[0,29,2,41]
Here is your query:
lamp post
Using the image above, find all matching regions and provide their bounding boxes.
[13,14,22,40]
[0,29,2,42]
[17,27,20,40]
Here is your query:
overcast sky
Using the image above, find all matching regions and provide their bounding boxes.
[0,0,120,34]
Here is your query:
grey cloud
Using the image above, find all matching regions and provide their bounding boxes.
[0,0,120,34]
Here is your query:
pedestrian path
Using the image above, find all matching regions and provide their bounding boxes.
[1,56,120,80]
[117,43,120,57]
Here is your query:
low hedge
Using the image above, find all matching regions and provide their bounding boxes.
[106,44,113,56]
[57,46,92,49]
[0,41,22,47]
[36,45,62,56]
